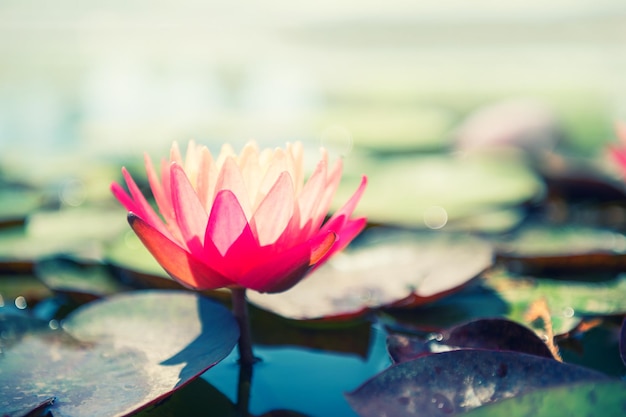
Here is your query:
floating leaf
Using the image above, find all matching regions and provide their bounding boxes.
[346,350,610,417]
[106,230,174,286]
[248,230,493,319]
[336,152,543,231]
[0,151,120,204]
[35,258,128,303]
[132,377,235,417]
[461,380,626,417]
[388,318,554,364]
[495,224,626,274]
[0,208,128,266]
[0,274,53,308]
[486,269,626,335]
[0,188,42,228]
[382,284,509,333]
[0,290,239,417]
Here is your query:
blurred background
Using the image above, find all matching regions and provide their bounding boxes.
[1,0,625,160]
[2,0,626,235]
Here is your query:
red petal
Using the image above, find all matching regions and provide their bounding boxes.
[128,213,232,290]
[238,231,336,293]
[112,168,171,239]
[110,182,134,212]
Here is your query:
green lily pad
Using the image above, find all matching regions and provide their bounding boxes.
[248,230,493,320]
[346,350,611,417]
[0,188,42,227]
[132,377,235,417]
[105,230,179,287]
[35,258,129,303]
[0,290,239,417]
[462,380,626,417]
[0,208,128,266]
[485,269,626,335]
[0,274,53,309]
[0,151,120,205]
[381,284,510,333]
[336,152,543,230]
[495,224,626,274]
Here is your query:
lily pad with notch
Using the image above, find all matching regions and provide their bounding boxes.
[0,290,239,417]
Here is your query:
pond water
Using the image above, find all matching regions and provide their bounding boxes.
[203,325,390,416]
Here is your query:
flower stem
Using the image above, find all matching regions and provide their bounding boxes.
[236,361,253,417]
[231,287,256,365]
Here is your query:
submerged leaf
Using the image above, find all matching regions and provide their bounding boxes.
[346,350,610,417]
[0,290,238,417]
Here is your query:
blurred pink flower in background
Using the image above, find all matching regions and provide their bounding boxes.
[112,141,367,294]
[610,122,626,179]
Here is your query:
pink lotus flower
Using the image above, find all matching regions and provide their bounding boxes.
[111,141,367,294]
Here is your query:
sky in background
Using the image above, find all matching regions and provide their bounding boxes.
[0,0,625,157]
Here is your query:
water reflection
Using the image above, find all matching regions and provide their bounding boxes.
[203,325,390,417]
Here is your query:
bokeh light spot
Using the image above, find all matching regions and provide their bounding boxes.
[15,296,27,310]
[423,206,448,229]
[320,124,353,157]
[59,178,86,207]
